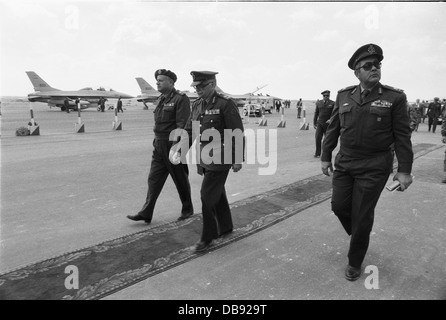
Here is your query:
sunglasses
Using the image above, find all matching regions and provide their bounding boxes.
[193,82,212,90]
[356,61,381,71]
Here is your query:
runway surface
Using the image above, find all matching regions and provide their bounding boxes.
[1,98,445,300]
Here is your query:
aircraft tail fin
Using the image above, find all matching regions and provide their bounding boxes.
[135,77,157,93]
[26,71,59,92]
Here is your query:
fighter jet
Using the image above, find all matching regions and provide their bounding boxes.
[26,71,134,111]
[215,84,272,107]
[135,77,198,109]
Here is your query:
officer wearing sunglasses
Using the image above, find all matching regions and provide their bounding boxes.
[184,71,245,253]
[321,44,413,282]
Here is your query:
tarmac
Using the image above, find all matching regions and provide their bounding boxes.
[1,99,445,301]
[103,144,446,300]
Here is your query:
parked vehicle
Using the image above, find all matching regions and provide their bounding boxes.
[243,104,263,117]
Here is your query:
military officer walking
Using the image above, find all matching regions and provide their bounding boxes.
[184,71,244,253]
[427,97,442,133]
[321,44,413,281]
[127,69,194,224]
[313,90,335,157]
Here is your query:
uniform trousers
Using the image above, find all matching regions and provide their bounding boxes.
[200,168,233,242]
[314,122,329,156]
[428,117,438,133]
[331,151,392,268]
[138,138,193,221]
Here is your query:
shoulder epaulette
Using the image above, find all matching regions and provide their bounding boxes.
[176,90,186,96]
[216,92,231,100]
[338,85,356,93]
[381,84,404,93]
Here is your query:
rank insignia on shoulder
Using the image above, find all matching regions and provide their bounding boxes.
[371,100,392,108]
[338,85,356,93]
[382,84,404,93]
[343,103,349,106]
[205,109,220,115]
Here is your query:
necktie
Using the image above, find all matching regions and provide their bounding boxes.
[361,89,370,103]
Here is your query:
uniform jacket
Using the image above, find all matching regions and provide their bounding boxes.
[187,91,244,171]
[442,107,446,138]
[313,99,335,126]
[153,88,191,139]
[407,103,421,132]
[427,101,441,119]
[322,83,413,173]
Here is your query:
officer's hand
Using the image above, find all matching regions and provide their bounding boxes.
[321,161,333,176]
[313,125,317,130]
[169,150,181,165]
[393,172,413,191]
[232,164,242,172]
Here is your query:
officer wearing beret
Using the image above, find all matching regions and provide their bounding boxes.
[127,69,194,224]
[321,44,413,281]
[313,90,335,157]
[184,71,244,253]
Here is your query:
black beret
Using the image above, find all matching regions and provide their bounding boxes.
[190,71,218,86]
[348,44,384,70]
[321,90,330,95]
[154,69,177,82]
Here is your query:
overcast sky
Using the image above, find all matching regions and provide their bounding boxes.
[1,1,445,102]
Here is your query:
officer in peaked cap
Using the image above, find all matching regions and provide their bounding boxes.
[321,90,330,96]
[190,71,218,86]
[348,43,384,70]
[313,90,335,157]
[127,68,194,224]
[321,43,413,282]
[184,70,244,253]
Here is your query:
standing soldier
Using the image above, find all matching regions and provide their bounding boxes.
[184,71,244,253]
[313,90,334,158]
[127,69,194,224]
[117,97,123,113]
[441,105,446,183]
[427,97,442,133]
[64,97,70,113]
[321,44,413,281]
[297,98,303,118]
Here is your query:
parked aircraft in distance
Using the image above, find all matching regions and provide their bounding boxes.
[215,84,282,108]
[26,71,134,111]
[135,77,198,108]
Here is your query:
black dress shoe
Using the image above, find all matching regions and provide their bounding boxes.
[177,212,193,221]
[345,265,361,281]
[219,229,233,238]
[194,240,212,253]
[126,214,151,224]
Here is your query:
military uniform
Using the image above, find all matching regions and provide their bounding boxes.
[186,71,244,245]
[442,107,446,182]
[322,81,413,268]
[314,90,335,157]
[427,99,442,133]
[136,84,193,223]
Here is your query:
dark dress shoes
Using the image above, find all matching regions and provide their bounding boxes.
[126,214,151,224]
[345,265,361,281]
[194,240,212,253]
[177,212,193,221]
[219,229,233,238]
